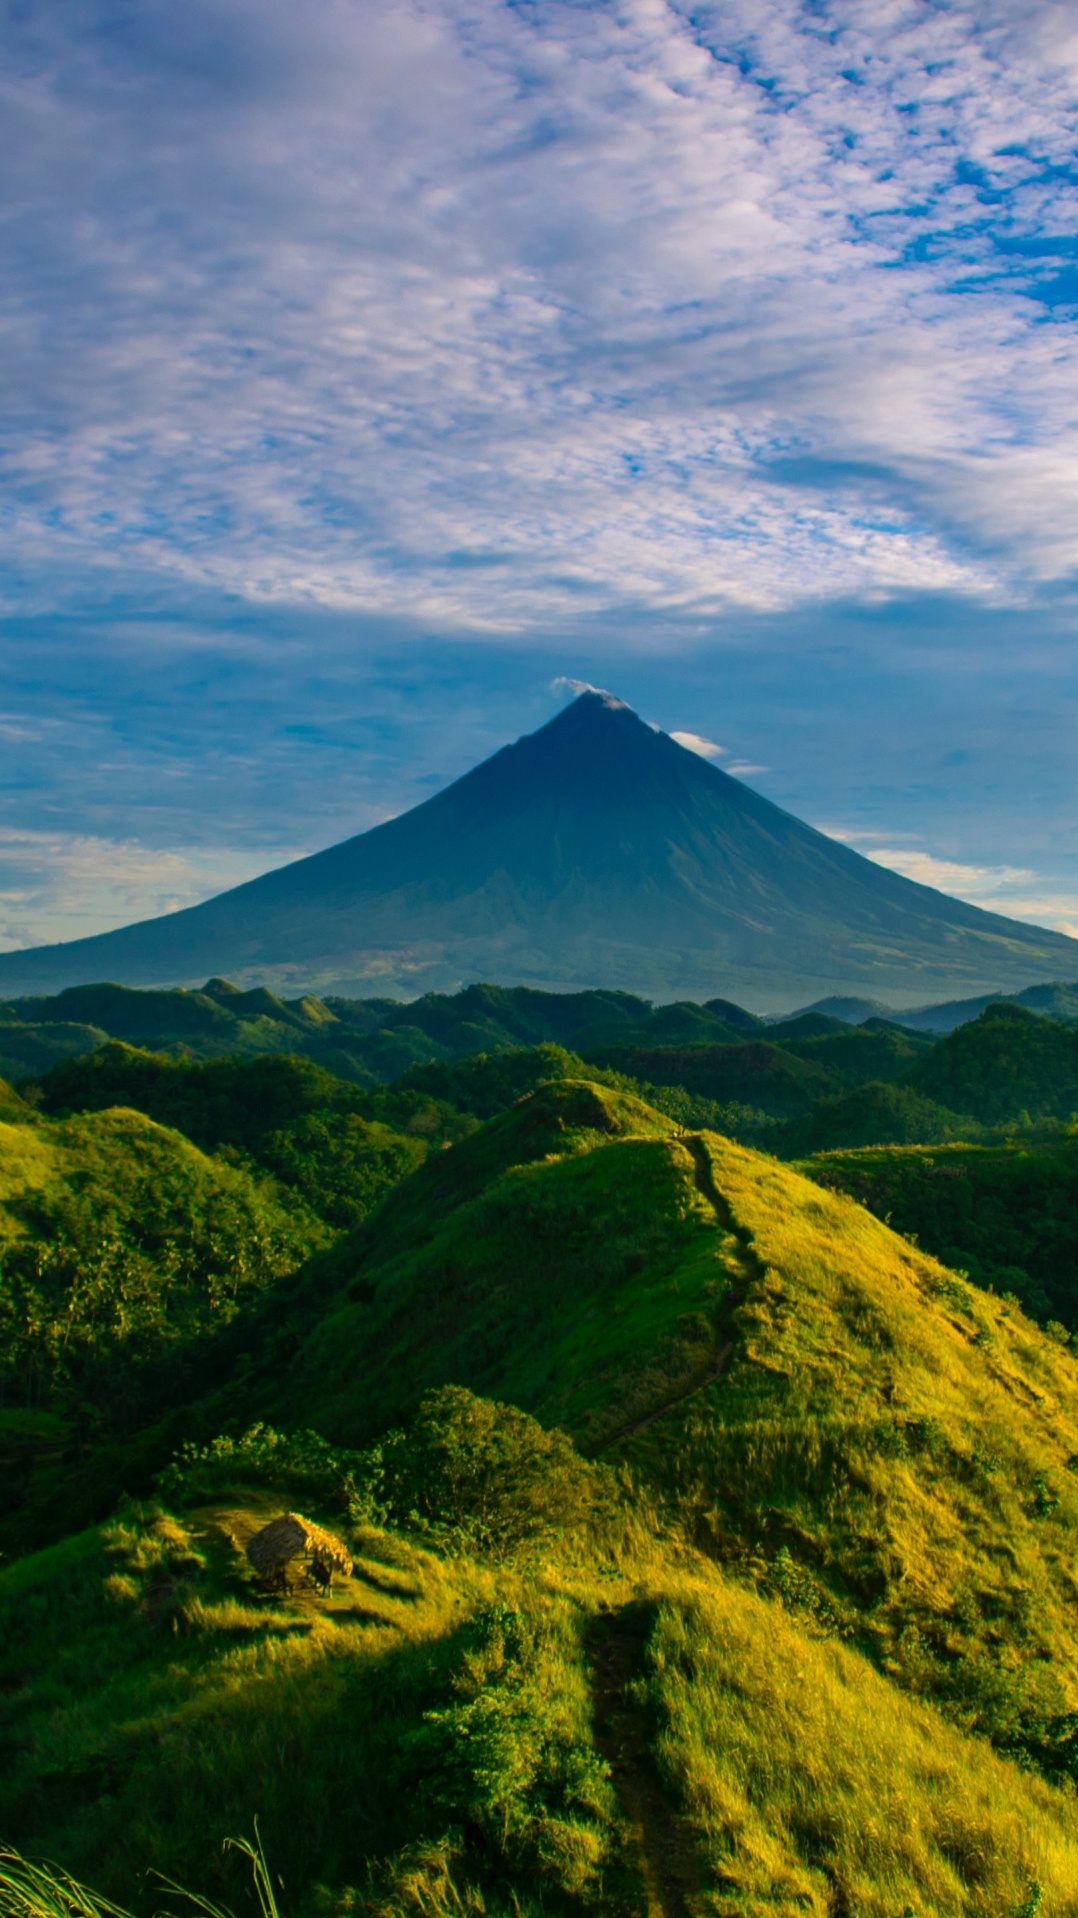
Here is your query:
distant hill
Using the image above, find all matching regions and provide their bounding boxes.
[1,690,1076,1007]
[904,1000,1078,1122]
[803,1135,1078,1324]
[787,978,1078,1032]
[0,977,750,1085]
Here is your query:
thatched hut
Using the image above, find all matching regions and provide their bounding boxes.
[246,1512,352,1588]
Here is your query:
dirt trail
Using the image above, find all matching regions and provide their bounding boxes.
[588,1606,701,1918]
[597,1340,735,1449]
[594,1134,760,1452]
[682,1133,762,1281]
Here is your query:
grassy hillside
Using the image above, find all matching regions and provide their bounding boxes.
[801,1137,1078,1326]
[13,1056,1078,1916]
[27,1045,452,1230]
[6,1433,1078,1918]
[0,1076,332,1549]
[266,1080,739,1449]
[0,1095,324,1414]
[171,1077,1078,1778]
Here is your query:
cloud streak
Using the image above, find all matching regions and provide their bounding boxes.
[0,828,276,951]
[2,0,1078,627]
[856,843,1078,940]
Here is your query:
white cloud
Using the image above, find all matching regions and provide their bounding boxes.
[726,762,771,778]
[670,730,727,758]
[1,0,1077,625]
[0,829,280,951]
[860,843,1078,937]
[864,847,1037,897]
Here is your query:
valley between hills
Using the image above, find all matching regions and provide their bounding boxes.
[7,979,1078,1916]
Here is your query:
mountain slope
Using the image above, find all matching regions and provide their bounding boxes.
[11,1079,1078,1915]
[7,1474,1078,1918]
[0,692,1075,1007]
[247,1081,1078,1770]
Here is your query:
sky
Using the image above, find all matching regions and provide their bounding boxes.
[3,0,1078,953]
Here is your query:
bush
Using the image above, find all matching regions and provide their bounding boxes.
[157,1422,365,1514]
[373,1386,605,1556]
[404,1602,617,1895]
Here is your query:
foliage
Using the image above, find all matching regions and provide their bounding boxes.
[271,1080,736,1447]
[0,1106,321,1431]
[905,1002,1078,1125]
[584,1039,835,1120]
[396,1046,596,1121]
[404,1601,617,1897]
[4,979,746,1088]
[802,1138,1078,1326]
[371,1387,605,1555]
[770,1020,935,1085]
[17,1034,1078,1918]
[782,1079,978,1153]
[30,1045,468,1224]
[396,1044,782,1148]
[157,1423,365,1514]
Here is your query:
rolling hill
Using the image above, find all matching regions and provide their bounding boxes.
[10,1076,1078,1918]
[0,691,1076,1008]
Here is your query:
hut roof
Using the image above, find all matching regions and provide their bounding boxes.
[246,1511,352,1577]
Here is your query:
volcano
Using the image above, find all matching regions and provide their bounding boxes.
[1,691,1075,1009]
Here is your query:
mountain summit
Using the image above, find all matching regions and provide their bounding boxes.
[1,690,1075,1008]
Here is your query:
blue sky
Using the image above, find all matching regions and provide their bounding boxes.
[3,0,1078,953]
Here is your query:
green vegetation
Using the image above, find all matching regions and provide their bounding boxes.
[29,1045,446,1229]
[783,1079,978,1153]
[2,980,753,1087]
[802,1136,1078,1325]
[0,1097,321,1423]
[905,1001,1078,1123]
[12,983,1078,1915]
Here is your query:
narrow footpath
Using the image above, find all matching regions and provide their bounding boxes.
[588,1605,702,1918]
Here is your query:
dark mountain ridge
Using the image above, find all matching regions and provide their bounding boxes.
[0,690,1075,1009]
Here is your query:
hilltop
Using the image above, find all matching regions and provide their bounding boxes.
[1,692,1076,1006]
[9,1074,1078,1918]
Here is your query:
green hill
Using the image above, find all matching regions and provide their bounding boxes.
[905,1002,1078,1124]
[0,1079,330,1549]
[782,1079,977,1153]
[13,1072,1078,1917]
[266,1085,1078,1738]
[583,1040,836,1121]
[0,1018,110,1083]
[27,1044,449,1229]
[8,1465,1078,1918]
[801,1137,1078,1325]
[0,979,758,1087]
[8,1079,1078,1918]
[770,1018,935,1084]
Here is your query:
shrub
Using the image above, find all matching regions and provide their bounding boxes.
[157,1422,366,1515]
[373,1386,605,1556]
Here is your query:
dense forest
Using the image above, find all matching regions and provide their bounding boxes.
[6,979,1078,1918]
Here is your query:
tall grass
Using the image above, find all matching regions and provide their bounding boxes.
[0,1833,280,1918]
